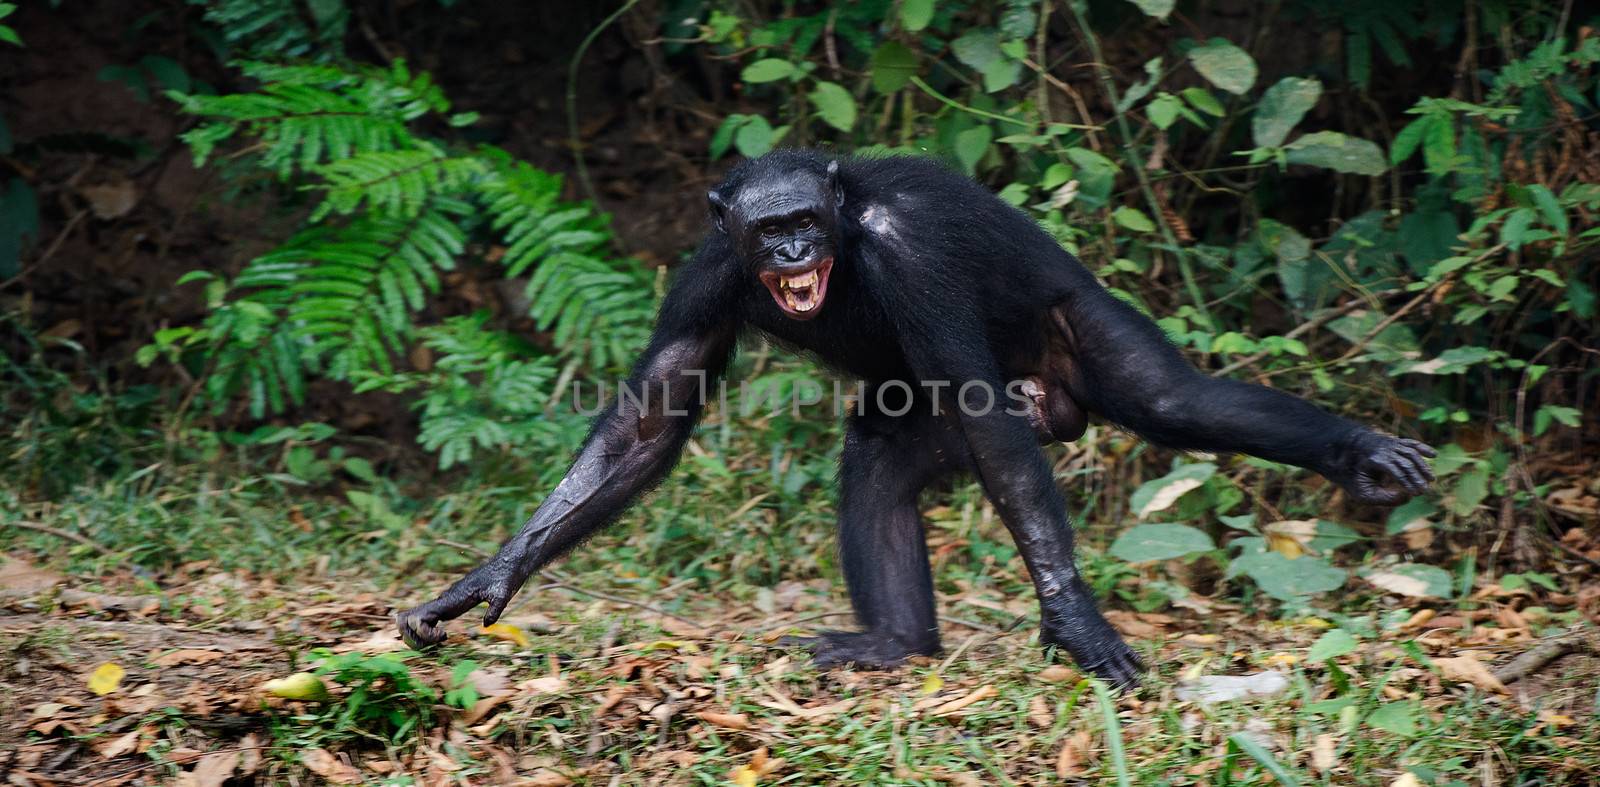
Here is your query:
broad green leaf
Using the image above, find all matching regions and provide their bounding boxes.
[1285,131,1387,176]
[1188,38,1256,95]
[1365,563,1454,598]
[1112,206,1156,233]
[741,58,795,83]
[809,81,857,132]
[1147,93,1182,129]
[1110,523,1215,563]
[900,0,934,32]
[1366,701,1420,737]
[1252,77,1321,148]
[1390,116,1428,164]
[953,125,993,176]
[1526,184,1569,235]
[1307,629,1358,663]
[1181,86,1225,116]
[951,30,1020,92]
[1129,462,1215,518]
[733,115,779,157]
[1126,0,1175,19]
[1231,551,1346,599]
[870,42,917,93]
[1228,734,1301,786]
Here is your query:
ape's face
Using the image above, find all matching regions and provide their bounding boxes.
[709,167,840,321]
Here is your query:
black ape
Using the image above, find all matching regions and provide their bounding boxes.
[398,150,1434,688]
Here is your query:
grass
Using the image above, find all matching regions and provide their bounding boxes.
[2,377,1598,785]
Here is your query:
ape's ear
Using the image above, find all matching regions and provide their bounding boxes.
[825,160,845,209]
[706,190,729,234]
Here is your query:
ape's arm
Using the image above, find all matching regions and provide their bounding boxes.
[1057,282,1434,504]
[398,249,739,648]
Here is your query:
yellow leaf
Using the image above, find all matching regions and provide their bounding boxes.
[88,662,125,695]
[262,672,331,702]
[1265,653,1299,667]
[921,673,945,694]
[730,765,758,787]
[479,622,530,648]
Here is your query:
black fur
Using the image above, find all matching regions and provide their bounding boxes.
[397,150,1435,689]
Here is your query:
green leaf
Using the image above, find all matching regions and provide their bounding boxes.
[1307,629,1358,663]
[1534,404,1582,435]
[1112,206,1156,233]
[741,58,796,83]
[1129,462,1215,518]
[1252,77,1321,148]
[1147,93,1182,129]
[951,30,1020,92]
[733,115,781,158]
[1366,563,1454,598]
[1231,551,1346,599]
[952,125,992,176]
[1227,734,1300,787]
[1526,184,1569,236]
[0,25,19,47]
[900,0,934,32]
[1188,38,1256,95]
[1390,116,1428,164]
[1110,523,1215,563]
[1285,131,1387,176]
[1126,0,1175,20]
[1181,87,1225,116]
[870,42,917,93]
[140,55,191,93]
[808,81,857,132]
[1366,701,1420,737]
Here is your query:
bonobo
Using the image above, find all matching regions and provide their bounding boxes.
[397,150,1435,688]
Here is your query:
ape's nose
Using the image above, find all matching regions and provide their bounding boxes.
[777,240,813,263]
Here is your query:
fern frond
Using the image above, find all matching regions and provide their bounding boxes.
[314,144,486,220]
[173,60,452,175]
[194,0,348,61]
[478,160,655,371]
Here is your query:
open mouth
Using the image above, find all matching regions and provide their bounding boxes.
[759,257,833,320]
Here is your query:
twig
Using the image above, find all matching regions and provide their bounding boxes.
[13,520,116,557]
[566,0,641,219]
[1210,298,1369,377]
[1491,630,1594,685]
[1066,4,1212,330]
[0,209,89,293]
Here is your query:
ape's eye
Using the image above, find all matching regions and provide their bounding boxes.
[761,224,781,237]
[797,217,814,230]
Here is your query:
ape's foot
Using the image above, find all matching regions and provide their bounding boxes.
[1058,636,1144,690]
[1040,590,1146,690]
[779,630,938,670]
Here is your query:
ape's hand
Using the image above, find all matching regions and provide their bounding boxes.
[396,555,528,650]
[1337,432,1437,505]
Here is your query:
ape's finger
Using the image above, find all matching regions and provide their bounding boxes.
[1400,438,1438,458]
[1383,455,1427,494]
[483,595,511,627]
[1358,480,1404,505]
[1397,448,1434,485]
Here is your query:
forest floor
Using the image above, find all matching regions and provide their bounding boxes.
[3,538,1599,786]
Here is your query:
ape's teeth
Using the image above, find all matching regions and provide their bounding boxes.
[784,291,800,310]
[781,270,819,289]
[794,298,816,312]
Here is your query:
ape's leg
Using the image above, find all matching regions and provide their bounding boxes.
[791,406,951,668]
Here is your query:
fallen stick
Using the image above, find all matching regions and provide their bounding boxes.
[1492,630,1596,685]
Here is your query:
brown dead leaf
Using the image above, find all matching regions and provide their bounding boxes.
[696,710,751,730]
[1434,655,1508,694]
[0,556,64,593]
[1037,665,1077,682]
[151,649,225,667]
[461,694,514,725]
[1028,695,1053,728]
[237,734,262,777]
[333,630,408,654]
[1311,732,1337,772]
[95,731,139,759]
[300,748,361,784]
[515,770,574,786]
[929,685,997,716]
[185,750,239,787]
[81,181,139,219]
[1055,730,1091,777]
[1264,520,1319,558]
[1367,571,1433,598]
[1104,610,1162,639]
